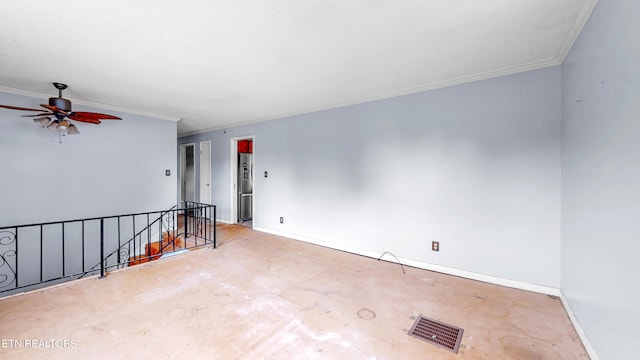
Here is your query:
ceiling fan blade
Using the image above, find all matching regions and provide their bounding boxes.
[67,115,102,124]
[40,104,69,115]
[21,113,54,117]
[68,111,122,120]
[0,104,46,112]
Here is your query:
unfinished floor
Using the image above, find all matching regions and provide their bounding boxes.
[0,224,588,359]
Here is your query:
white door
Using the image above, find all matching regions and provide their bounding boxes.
[200,141,211,204]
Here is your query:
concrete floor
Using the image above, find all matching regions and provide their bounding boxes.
[0,224,588,359]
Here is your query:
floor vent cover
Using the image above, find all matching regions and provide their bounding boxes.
[408,314,464,354]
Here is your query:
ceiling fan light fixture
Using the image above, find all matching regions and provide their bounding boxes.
[67,123,80,135]
[33,117,52,128]
[46,120,60,131]
[57,119,70,131]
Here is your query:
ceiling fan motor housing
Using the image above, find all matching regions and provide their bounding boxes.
[49,97,71,112]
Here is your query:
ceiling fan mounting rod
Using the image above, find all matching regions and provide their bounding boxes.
[52,82,67,98]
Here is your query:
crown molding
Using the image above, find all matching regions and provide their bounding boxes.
[555,0,599,62]
[178,56,560,137]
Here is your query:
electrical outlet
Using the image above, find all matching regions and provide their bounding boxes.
[280,217,284,224]
[432,241,439,252]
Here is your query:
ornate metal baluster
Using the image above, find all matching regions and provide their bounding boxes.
[0,229,18,290]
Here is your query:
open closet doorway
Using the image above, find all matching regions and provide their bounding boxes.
[230,136,254,227]
[180,143,196,207]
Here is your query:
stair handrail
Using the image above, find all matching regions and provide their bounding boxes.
[94,202,214,273]
[158,201,211,253]
[80,205,178,276]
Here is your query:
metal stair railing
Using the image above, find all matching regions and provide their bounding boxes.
[0,203,216,297]
[79,205,178,278]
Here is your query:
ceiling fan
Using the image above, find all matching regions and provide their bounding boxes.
[0,82,122,142]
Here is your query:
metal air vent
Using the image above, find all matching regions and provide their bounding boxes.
[408,314,464,353]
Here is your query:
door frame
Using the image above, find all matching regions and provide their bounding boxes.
[179,143,196,207]
[199,140,212,205]
[230,136,255,225]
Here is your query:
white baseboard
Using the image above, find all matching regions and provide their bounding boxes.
[559,292,599,360]
[216,218,233,224]
[253,226,560,296]
[254,226,600,357]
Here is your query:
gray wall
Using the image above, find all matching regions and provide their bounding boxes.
[0,91,178,227]
[561,0,640,358]
[180,66,563,288]
[0,90,177,296]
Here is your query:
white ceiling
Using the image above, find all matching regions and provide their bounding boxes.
[0,0,597,136]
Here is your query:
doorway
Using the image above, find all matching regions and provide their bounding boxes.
[200,141,211,204]
[180,143,196,207]
[230,136,254,227]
